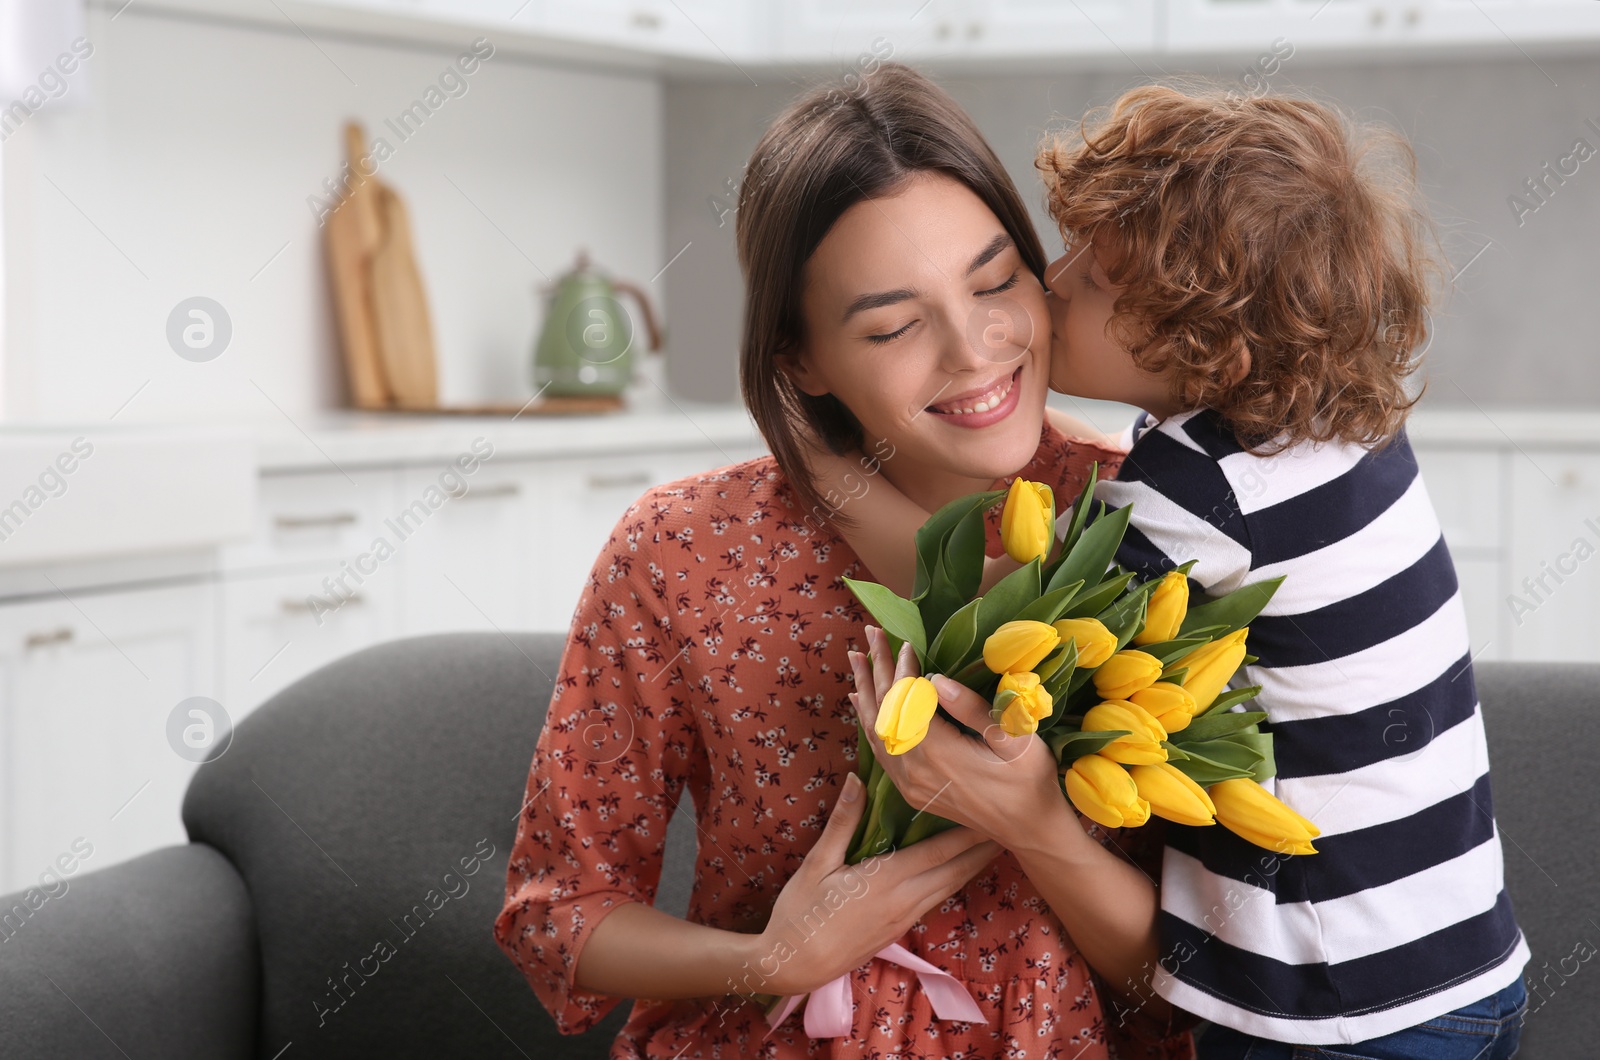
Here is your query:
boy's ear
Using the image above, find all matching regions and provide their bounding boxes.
[779,345,831,398]
[1227,343,1252,387]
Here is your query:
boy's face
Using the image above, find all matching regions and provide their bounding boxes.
[1043,232,1179,417]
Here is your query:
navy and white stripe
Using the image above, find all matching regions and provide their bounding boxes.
[1095,409,1529,1045]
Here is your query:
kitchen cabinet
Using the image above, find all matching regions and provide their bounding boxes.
[1413,443,1511,662]
[773,0,1160,60]
[1506,451,1600,661]
[1163,0,1600,54]
[540,0,767,60]
[0,583,215,895]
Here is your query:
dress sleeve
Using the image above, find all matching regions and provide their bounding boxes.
[492,491,700,1035]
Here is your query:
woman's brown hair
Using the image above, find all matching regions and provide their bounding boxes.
[1037,83,1441,452]
[736,61,1046,529]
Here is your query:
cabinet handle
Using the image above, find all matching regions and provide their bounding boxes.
[967,21,983,39]
[1404,6,1420,24]
[281,594,365,613]
[275,512,358,530]
[630,9,662,30]
[586,471,653,490]
[446,482,522,502]
[1370,6,1386,25]
[24,627,74,650]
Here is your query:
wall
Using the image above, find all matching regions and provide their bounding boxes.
[663,51,1600,409]
[1,5,663,423]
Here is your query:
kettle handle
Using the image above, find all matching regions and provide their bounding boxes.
[610,280,664,353]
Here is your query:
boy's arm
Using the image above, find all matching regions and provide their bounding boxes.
[1044,405,1121,448]
[806,448,1024,598]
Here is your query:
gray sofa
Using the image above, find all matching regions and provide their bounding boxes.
[0,632,1592,1057]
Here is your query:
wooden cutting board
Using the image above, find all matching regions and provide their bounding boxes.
[369,181,439,409]
[324,122,390,409]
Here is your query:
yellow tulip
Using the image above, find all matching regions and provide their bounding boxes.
[1082,700,1168,765]
[1063,754,1150,829]
[1050,617,1118,669]
[874,675,941,756]
[1128,681,1198,734]
[1133,571,1190,646]
[1000,477,1054,565]
[983,620,1061,675]
[993,671,1053,737]
[1131,763,1217,827]
[1092,649,1163,700]
[1209,778,1321,855]
[1169,629,1249,712]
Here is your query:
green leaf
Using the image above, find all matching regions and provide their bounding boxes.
[1165,747,1259,786]
[1047,726,1128,761]
[1197,685,1265,718]
[1041,641,1079,704]
[899,809,961,847]
[1130,636,1215,666]
[1171,710,1268,744]
[913,490,1004,602]
[1179,576,1286,637]
[927,597,981,674]
[1049,502,1131,598]
[974,558,1042,647]
[1056,462,1101,556]
[1013,580,1083,627]
[918,550,970,637]
[942,506,989,602]
[1231,731,1277,780]
[1178,737,1265,775]
[1058,570,1136,618]
[844,576,928,658]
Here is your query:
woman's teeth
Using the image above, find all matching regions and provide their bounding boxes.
[931,371,1015,415]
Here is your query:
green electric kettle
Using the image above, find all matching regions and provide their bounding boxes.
[532,251,663,398]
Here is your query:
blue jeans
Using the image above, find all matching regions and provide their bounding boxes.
[1198,979,1527,1060]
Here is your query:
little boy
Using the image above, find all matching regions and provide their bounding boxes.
[834,85,1530,1055]
[1036,85,1529,1054]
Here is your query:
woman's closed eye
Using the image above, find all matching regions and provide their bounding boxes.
[977,270,1021,297]
[865,320,917,345]
[864,271,1023,345]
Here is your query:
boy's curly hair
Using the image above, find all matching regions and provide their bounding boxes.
[1037,84,1441,452]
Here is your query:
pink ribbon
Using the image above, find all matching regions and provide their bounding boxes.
[762,942,988,1040]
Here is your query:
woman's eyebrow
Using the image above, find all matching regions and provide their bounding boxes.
[840,234,1016,323]
[841,287,917,323]
[965,233,1012,276]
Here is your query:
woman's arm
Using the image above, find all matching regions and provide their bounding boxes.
[576,774,1004,1002]
[805,447,1028,598]
[849,628,1171,1020]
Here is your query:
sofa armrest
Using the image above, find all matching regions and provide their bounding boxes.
[0,843,259,1059]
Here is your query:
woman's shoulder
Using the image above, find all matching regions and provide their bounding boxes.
[618,453,805,548]
[1030,416,1129,492]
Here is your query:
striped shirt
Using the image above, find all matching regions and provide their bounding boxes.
[1096,408,1529,1045]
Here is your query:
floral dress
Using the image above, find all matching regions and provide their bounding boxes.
[494,422,1196,1060]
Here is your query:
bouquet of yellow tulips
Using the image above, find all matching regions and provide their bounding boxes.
[843,466,1321,862]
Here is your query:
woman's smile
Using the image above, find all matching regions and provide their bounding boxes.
[923,365,1024,428]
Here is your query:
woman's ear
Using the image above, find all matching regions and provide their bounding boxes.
[779,346,831,398]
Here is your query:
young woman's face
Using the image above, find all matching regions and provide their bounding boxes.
[787,172,1051,510]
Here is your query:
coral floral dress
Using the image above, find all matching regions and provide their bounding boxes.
[494,422,1196,1060]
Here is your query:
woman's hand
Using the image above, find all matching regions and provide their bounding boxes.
[753,767,1001,997]
[849,625,1075,852]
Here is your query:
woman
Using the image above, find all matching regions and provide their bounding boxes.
[494,63,1191,1058]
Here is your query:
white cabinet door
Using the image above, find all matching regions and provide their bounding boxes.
[397,463,543,637]
[1398,0,1600,46]
[541,0,764,59]
[966,0,1160,56]
[219,564,401,722]
[775,0,964,60]
[1164,0,1381,52]
[1506,451,1600,662]
[1413,445,1509,661]
[0,584,216,895]
[221,469,401,575]
[531,445,766,634]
